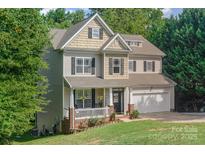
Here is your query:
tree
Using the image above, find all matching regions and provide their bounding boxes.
[44,9,85,29]
[0,9,49,144]
[89,8,165,40]
[152,9,205,111]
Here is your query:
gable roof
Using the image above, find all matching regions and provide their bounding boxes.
[57,13,114,49]
[50,29,66,49]
[102,33,132,51]
[121,34,165,56]
[50,14,165,57]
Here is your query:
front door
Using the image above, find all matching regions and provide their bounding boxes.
[113,91,122,113]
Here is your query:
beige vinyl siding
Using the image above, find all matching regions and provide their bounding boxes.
[66,19,110,49]
[106,39,125,50]
[129,56,162,73]
[63,52,103,77]
[103,54,129,79]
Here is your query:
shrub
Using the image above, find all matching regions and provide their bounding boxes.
[129,110,139,119]
[78,120,88,129]
[109,112,116,121]
[88,118,98,127]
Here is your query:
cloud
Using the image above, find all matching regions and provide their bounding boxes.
[162,8,173,18]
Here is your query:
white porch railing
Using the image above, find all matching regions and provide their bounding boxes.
[75,107,109,119]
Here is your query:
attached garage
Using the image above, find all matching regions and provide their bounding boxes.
[131,88,171,113]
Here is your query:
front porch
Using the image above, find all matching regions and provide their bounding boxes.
[63,86,133,130]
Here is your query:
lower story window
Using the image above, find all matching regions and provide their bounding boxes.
[75,89,92,109]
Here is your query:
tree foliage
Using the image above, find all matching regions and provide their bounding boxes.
[0,9,49,144]
[152,9,205,111]
[44,9,85,29]
[90,8,165,40]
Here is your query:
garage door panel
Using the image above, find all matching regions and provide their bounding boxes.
[132,92,170,113]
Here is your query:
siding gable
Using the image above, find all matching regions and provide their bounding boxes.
[66,19,110,49]
[106,38,128,51]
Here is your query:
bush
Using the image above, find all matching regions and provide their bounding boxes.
[109,112,116,121]
[78,120,88,129]
[88,118,98,127]
[129,110,139,119]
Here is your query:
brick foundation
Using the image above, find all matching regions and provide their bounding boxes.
[69,107,75,130]
[108,105,114,115]
[128,104,134,113]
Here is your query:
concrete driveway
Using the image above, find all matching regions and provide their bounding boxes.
[139,112,205,123]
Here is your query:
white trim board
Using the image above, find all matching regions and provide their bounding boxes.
[103,33,132,51]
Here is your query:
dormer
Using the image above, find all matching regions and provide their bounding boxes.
[126,40,143,47]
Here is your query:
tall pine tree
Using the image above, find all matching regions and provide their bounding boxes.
[0,9,49,144]
[153,9,205,111]
[90,8,164,40]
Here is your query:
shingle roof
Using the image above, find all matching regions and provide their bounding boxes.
[58,18,91,49]
[49,14,165,56]
[121,34,165,56]
[65,74,176,88]
[50,29,66,49]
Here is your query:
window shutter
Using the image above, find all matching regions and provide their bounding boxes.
[121,58,124,75]
[88,28,92,38]
[71,57,75,75]
[91,58,95,75]
[152,61,155,72]
[109,58,113,75]
[100,28,103,39]
[73,90,76,108]
[92,89,95,108]
[133,61,136,72]
[144,61,147,72]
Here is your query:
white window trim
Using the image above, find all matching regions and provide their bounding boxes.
[126,40,143,47]
[92,27,100,39]
[75,57,93,75]
[75,89,92,109]
[112,58,121,74]
[128,60,136,73]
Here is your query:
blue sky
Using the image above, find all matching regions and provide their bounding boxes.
[162,8,183,18]
[41,8,183,18]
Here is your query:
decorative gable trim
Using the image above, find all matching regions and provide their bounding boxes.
[61,13,114,49]
[102,33,132,51]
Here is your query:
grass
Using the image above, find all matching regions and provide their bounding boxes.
[13,120,205,145]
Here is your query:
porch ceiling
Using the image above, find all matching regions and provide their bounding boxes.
[64,74,175,88]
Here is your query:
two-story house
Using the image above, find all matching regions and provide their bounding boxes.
[37,13,176,133]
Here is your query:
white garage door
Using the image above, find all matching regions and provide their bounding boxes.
[132,92,170,113]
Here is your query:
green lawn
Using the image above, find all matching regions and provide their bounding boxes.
[13,120,205,145]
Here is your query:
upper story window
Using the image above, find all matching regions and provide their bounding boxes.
[88,27,103,39]
[129,60,136,72]
[144,61,155,72]
[113,58,121,74]
[92,28,100,38]
[109,58,124,75]
[71,57,95,75]
[126,41,142,47]
[76,57,92,74]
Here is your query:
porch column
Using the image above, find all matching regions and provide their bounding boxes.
[69,88,75,130]
[128,88,134,113]
[108,88,114,114]
[124,87,129,114]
